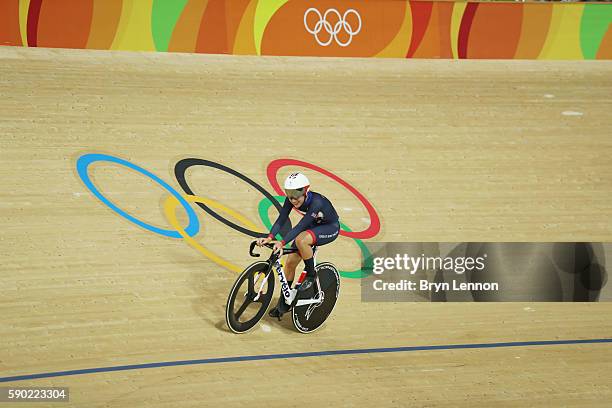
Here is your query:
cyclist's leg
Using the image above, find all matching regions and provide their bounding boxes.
[297,222,340,291]
[291,232,314,293]
[294,231,315,260]
[284,252,301,282]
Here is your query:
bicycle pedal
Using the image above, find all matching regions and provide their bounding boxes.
[268,306,284,320]
[278,302,290,314]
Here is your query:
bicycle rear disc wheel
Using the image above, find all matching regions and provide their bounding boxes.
[226,261,275,333]
[292,262,340,333]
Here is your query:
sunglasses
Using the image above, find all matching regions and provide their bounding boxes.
[285,188,305,199]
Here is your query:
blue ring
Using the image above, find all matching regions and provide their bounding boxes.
[76,153,199,238]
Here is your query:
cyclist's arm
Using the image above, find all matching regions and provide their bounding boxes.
[268,198,292,239]
[279,201,322,246]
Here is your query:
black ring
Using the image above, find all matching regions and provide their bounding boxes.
[174,158,291,238]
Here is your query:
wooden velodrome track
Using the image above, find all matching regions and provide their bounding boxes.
[1,46,612,407]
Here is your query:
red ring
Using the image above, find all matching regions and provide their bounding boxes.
[266,159,381,239]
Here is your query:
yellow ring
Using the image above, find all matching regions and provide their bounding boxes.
[163,194,265,273]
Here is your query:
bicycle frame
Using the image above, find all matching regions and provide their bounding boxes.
[250,242,323,308]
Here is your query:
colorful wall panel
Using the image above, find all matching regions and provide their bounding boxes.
[1,0,611,59]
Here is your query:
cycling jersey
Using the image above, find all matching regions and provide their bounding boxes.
[268,191,340,246]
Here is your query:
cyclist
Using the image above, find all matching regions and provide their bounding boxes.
[257,172,340,318]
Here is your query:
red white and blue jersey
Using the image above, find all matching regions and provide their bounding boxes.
[268,191,339,244]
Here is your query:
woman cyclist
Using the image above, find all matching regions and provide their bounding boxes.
[257,172,340,318]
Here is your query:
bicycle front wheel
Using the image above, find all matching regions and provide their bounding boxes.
[226,261,275,333]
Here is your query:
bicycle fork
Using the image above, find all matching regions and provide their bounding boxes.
[251,260,291,303]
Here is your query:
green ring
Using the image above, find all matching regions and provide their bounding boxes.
[257,196,373,279]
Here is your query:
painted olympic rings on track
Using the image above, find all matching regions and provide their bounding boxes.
[163,194,261,273]
[266,158,380,240]
[76,153,199,239]
[77,154,380,278]
[175,158,290,238]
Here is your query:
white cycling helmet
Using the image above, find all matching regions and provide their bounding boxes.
[284,172,310,199]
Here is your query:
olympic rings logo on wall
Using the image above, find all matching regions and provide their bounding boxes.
[76,154,380,279]
[303,8,362,47]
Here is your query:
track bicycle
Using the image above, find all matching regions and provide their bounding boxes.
[226,241,340,333]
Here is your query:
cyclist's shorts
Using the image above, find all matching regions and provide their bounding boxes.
[291,222,340,248]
